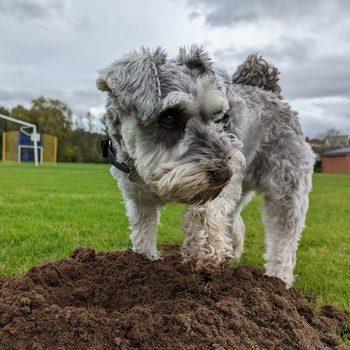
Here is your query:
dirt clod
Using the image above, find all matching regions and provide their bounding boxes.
[0,246,348,350]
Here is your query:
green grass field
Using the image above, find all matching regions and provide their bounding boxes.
[0,162,349,313]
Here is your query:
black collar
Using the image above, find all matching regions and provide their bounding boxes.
[100,139,133,174]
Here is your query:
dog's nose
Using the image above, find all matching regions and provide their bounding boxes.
[208,167,232,185]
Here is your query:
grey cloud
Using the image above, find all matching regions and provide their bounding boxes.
[299,114,350,138]
[298,103,350,138]
[282,66,350,100]
[313,98,350,121]
[0,0,65,21]
[214,37,315,70]
[71,17,96,33]
[192,0,350,103]
[261,39,316,64]
[17,69,25,77]
[0,88,37,102]
[71,89,103,103]
[277,53,350,100]
[0,87,104,119]
[189,11,201,20]
[0,0,94,34]
[188,0,349,27]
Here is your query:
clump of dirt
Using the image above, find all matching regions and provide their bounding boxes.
[0,245,348,350]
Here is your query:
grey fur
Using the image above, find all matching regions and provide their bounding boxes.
[177,44,213,73]
[97,46,315,288]
[97,47,166,121]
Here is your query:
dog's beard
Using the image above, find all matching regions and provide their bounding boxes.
[147,161,228,205]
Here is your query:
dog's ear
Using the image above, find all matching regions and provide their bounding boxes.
[97,47,167,121]
[176,44,213,74]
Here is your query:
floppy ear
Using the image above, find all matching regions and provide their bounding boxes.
[176,44,213,73]
[97,47,167,121]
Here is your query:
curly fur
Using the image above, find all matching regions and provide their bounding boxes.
[232,54,282,98]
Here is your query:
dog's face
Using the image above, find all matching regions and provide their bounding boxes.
[97,46,245,205]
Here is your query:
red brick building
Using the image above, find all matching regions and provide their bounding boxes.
[321,147,350,174]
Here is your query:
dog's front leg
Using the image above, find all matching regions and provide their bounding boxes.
[182,201,234,270]
[182,157,245,271]
[124,198,162,260]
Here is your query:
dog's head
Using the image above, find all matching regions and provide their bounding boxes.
[97,45,245,205]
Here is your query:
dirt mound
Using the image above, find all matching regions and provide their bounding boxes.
[0,246,348,350]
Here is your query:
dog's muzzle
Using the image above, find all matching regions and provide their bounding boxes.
[208,167,233,185]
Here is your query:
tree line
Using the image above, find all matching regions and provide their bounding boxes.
[0,96,107,163]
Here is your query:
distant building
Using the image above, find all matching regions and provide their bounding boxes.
[321,147,350,174]
[308,135,349,162]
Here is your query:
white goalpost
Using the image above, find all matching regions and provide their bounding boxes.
[0,114,40,166]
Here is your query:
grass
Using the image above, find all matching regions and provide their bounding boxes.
[0,162,349,315]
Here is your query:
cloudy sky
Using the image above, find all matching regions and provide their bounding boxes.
[0,0,349,137]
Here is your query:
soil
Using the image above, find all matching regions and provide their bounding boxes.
[0,245,348,350]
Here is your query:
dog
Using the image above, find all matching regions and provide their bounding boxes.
[97,45,315,287]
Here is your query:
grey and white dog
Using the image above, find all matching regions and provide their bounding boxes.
[97,45,315,287]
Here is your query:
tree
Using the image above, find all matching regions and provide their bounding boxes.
[0,106,12,160]
[0,106,10,117]
[0,106,12,132]
[10,97,73,161]
[326,128,342,137]
[1,97,106,163]
[67,129,105,163]
[318,128,342,140]
[100,113,108,136]
[85,112,94,133]
[73,115,85,130]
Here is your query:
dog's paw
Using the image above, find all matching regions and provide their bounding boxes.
[182,255,230,273]
[133,249,162,261]
[147,252,163,261]
[265,273,293,289]
[145,250,163,261]
[264,266,294,289]
[232,245,244,261]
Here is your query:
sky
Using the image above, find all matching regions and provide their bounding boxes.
[0,0,349,137]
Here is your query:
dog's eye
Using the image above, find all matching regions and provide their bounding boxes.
[213,110,223,117]
[160,114,175,128]
[153,108,187,147]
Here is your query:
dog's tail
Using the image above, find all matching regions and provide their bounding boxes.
[232,54,282,98]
